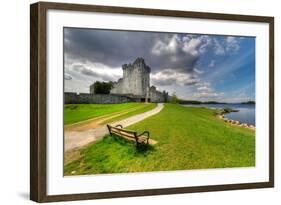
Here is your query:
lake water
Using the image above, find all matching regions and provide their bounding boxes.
[183,104,255,125]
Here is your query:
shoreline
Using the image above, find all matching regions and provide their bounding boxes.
[217,111,255,131]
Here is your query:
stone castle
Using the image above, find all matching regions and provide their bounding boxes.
[110,58,168,103]
[111,58,150,97]
[91,58,168,103]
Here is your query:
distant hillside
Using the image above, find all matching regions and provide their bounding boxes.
[178,100,226,104]
[241,101,255,104]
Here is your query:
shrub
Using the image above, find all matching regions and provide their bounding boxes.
[91,81,114,94]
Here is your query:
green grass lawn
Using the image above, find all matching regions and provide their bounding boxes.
[64,104,255,175]
[64,103,156,125]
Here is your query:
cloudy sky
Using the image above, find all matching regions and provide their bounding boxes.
[64,27,255,103]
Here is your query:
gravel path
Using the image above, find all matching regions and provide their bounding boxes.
[64,103,164,151]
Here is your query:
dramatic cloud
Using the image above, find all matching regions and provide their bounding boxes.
[214,39,225,55]
[226,36,240,52]
[150,34,200,73]
[64,29,216,75]
[64,28,154,68]
[151,35,179,55]
[70,63,121,82]
[79,67,115,82]
[213,36,241,55]
[197,86,212,92]
[182,38,201,56]
[151,69,199,86]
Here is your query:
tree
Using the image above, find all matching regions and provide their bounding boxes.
[171,92,179,104]
[91,81,114,94]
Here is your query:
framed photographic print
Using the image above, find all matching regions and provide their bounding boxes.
[30,1,274,202]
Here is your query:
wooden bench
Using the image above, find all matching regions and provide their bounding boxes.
[107,124,150,145]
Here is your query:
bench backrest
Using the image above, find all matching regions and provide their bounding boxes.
[108,125,137,139]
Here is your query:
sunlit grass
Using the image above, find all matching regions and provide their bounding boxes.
[64,104,255,175]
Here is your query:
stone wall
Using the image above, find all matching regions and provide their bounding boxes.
[64,92,140,104]
[149,86,168,103]
[111,78,124,94]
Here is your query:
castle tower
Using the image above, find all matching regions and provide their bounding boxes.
[111,58,151,97]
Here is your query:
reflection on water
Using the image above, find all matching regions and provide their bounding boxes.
[183,104,255,125]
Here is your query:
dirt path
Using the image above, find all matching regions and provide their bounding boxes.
[64,103,164,152]
[65,106,146,132]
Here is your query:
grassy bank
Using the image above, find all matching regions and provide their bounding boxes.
[64,104,255,175]
[64,103,156,125]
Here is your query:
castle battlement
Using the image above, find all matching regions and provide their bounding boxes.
[122,58,151,73]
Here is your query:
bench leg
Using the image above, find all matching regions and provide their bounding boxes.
[106,125,112,136]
